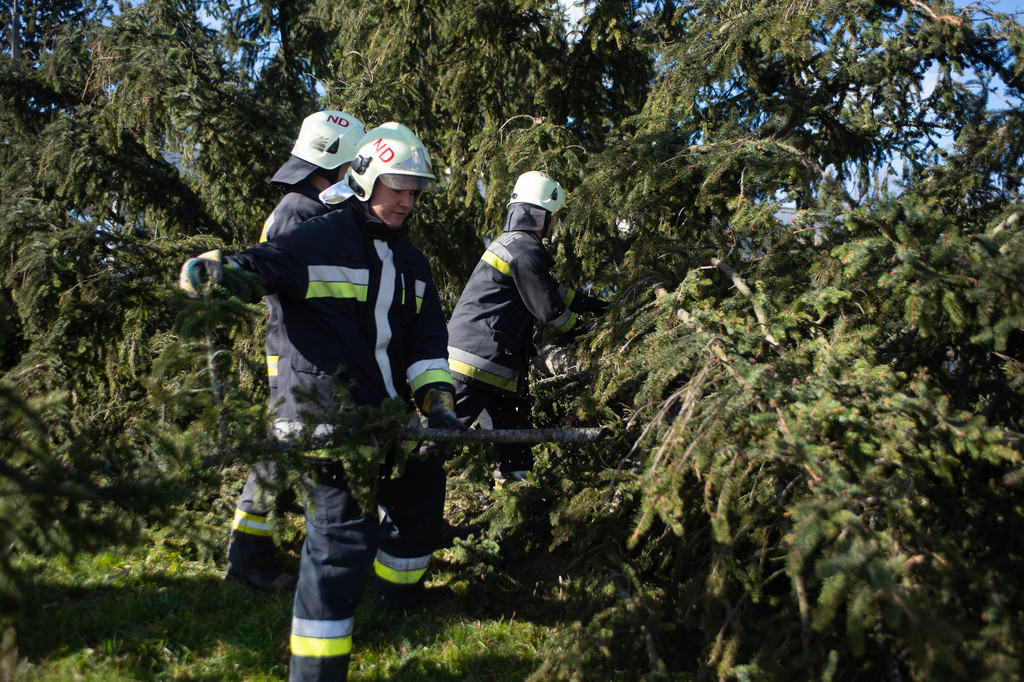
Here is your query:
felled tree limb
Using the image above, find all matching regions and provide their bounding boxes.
[532,372,586,390]
[534,344,581,376]
[401,427,601,443]
[712,258,782,351]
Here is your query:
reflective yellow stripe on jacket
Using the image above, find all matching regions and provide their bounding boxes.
[305,265,370,300]
[481,240,514,276]
[400,278,427,313]
[447,346,519,394]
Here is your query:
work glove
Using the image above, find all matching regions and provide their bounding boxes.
[575,294,609,316]
[178,249,266,301]
[178,250,224,298]
[422,387,467,431]
[563,319,598,344]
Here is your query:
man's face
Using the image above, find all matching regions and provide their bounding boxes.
[368,182,418,229]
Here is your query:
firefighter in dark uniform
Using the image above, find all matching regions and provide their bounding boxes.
[446,171,608,485]
[180,122,465,681]
[225,111,366,592]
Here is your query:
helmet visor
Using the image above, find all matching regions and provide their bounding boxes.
[380,173,438,192]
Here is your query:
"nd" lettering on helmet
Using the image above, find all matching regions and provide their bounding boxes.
[346,123,438,200]
[292,111,366,170]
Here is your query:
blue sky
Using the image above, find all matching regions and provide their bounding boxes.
[972,0,1022,13]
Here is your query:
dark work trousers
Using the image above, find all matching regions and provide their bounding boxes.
[227,460,297,572]
[289,450,446,682]
[453,378,534,475]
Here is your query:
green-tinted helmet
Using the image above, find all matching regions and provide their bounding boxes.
[345,122,437,200]
[508,171,565,213]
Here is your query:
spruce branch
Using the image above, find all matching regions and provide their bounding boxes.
[712,258,782,352]
[793,570,811,635]
[989,207,1023,242]
[908,0,964,26]
[770,141,859,209]
[532,371,588,390]
[498,114,541,142]
[401,427,600,443]
[641,624,663,675]
[651,286,736,368]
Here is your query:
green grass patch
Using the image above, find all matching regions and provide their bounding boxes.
[2,477,588,681]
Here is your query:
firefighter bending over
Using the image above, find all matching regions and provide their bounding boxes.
[446,171,608,486]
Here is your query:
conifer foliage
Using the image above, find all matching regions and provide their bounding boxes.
[2,0,1024,679]
[554,1,1024,678]
[0,0,286,601]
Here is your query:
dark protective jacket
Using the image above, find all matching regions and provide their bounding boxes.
[259,182,334,405]
[446,203,596,398]
[227,199,454,422]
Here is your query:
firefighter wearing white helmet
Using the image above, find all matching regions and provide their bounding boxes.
[223,111,366,595]
[179,120,469,680]
[446,170,609,486]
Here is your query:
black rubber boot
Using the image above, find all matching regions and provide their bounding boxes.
[374,580,454,611]
[225,562,297,592]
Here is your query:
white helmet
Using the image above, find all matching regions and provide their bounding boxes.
[346,122,437,200]
[508,171,566,213]
[271,111,365,185]
[293,110,365,169]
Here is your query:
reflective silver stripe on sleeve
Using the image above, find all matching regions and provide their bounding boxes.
[307,265,370,285]
[260,213,275,243]
[487,240,514,265]
[407,358,451,384]
[373,241,398,398]
[447,347,519,381]
[547,308,573,330]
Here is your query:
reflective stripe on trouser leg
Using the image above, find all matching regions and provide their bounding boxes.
[227,465,279,572]
[231,507,272,537]
[374,550,430,585]
[290,463,377,682]
[373,449,446,608]
[290,615,352,681]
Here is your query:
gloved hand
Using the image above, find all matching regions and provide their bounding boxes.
[564,319,597,343]
[422,387,467,431]
[178,249,224,298]
[575,295,609,316]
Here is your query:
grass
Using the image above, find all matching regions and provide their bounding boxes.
[1,473,589,681]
